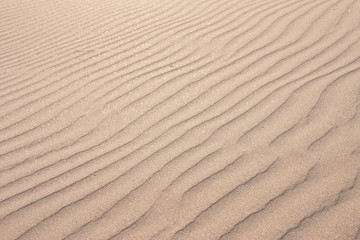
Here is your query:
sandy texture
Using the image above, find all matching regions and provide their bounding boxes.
[1,0,360,239]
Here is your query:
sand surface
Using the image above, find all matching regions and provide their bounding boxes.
[1,0,360,239]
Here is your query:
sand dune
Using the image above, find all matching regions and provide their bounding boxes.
[1,0,360,239]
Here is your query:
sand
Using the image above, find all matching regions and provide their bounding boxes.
[1,0,360,239]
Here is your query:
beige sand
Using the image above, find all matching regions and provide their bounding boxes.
[1,0,360,239]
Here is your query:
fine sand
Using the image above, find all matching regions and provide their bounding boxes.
[1,0,360,239]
